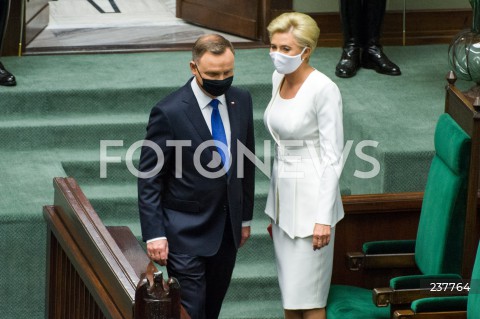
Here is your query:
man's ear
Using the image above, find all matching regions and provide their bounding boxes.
[189,61,197,75]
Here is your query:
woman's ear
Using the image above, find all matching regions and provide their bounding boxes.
[302,47,311,61]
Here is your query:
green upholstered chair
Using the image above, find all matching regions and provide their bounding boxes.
[327,113,472,319]
[393,240,480,319]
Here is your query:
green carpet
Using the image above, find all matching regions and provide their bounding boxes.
[0,44,471,318]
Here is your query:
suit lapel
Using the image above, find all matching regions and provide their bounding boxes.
[181,80,224,170]
[182,94,212,143]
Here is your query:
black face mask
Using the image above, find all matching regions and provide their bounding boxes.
[195,65,234,97]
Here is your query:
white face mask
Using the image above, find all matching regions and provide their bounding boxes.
[269,47,307,74]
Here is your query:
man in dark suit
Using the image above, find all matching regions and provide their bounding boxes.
[138,34,255,319]
[0,0,16,86]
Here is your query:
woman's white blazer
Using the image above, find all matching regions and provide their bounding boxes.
[264,70,345,239]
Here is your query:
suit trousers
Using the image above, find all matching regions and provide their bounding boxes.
[167,207,237,319]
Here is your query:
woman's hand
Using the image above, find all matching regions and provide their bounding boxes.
[312,223,331,251]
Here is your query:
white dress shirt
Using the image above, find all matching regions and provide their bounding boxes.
[190,77,231,151]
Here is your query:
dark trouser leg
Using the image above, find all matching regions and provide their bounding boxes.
[335,0,362,78]
[167,216,237,319]
[205,217,236,319]
[361,0,401,76]
[0,0,16,86]
[167,252,207,319]
[0,0,9,51]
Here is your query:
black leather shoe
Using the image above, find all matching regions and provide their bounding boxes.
[0,62,16,86]
[361,45,401,76]
[335,46,361,78]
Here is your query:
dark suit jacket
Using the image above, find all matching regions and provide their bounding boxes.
[138,77,255,256]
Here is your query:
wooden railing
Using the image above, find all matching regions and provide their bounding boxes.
[43,177,189,319]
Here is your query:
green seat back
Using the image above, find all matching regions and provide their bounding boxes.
[468,242,480,318]
[415,113,471,275]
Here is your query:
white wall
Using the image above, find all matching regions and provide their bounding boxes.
[293,0,471,13]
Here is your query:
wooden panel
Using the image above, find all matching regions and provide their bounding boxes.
[445,80,480,277]
[269,9,472,47]
[46,230,105,319]
[332,193,423,289]
[44,205,125,319]
[177,0,262,40]
[182,0,258,18]
[445,85,476,136]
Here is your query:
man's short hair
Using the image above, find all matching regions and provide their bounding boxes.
[192,34,235,63]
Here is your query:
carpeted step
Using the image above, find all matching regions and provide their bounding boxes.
[0,113,147,150]
[224,277,281,312]
[0,50,273,119]
[219,299,283,319]
[0,109,271,152]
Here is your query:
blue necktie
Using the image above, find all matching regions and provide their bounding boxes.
[210,99,228,169]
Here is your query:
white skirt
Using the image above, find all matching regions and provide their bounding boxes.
[272,222,335,309]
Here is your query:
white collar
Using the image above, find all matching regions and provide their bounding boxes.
[191,77,227,109]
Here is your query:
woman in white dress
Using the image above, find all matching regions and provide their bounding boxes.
[264,12,345,319]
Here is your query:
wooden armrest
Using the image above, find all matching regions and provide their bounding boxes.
[373,287,469,307]
[393,309,467,319]
[346,252,416,271]
[346,252,365,270]
[393,309,415,319]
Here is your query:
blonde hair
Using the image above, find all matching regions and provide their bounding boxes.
[267,12,320,54]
